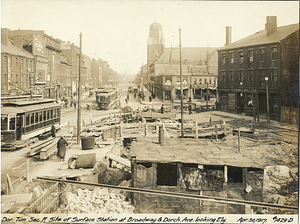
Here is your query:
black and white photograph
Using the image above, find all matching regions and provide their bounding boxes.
[1,0,299,223]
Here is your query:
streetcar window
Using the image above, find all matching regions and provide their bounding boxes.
[43,111,46,121]
[47,110,50,120]
[26,114,30,126]
[54,109,56,118]
[9,117,16,130]
[35,112,39,123]
[31,113,34,124]
[39,112,43,122]
[57,108,60,117]
[1,116,8,130]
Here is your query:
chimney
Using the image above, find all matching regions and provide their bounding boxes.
[1,28,9,45]
[265,16,277,36]
[13,35,23,50]
[225,26,232,46]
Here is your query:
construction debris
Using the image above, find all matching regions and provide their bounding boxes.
[66,188,134,214]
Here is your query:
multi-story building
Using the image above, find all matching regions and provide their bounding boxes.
[91,58,103,88]
[7,30,62,98]
[218,16,299,123]
[1,29,35,96]
[149,47,219,102]
[61,41,80,96]
[147,22,165,66]
[82,54,92,87]
[59,53,71,98]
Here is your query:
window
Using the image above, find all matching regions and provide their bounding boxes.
[199,78,202,85]
[1,116,8,131]
[228,166,243,182]
[16,58,18,67]
[43,111,46,121]
[222,71,226,85]
[209,78,212,85]
[271,47,277,61]
[229,71,234,82]
[260,69,265,87]
[39,112,43,122]
[26,114,30,126]
[51,110,54,119]
[230,52,234,64]
[47,110,50,120]
[259,48,265,62]
[221,53,226,64]
[248,70,254,86]
[271,69,277,85]
[248,50,253,62]
[239,70,244,83]
[194,78,197,84]
[204,78,207,84]
[35,112,39,123]
[31,113,34,125]
[9,117,16,130]
[239,51,244,64]
[157,163,177,186]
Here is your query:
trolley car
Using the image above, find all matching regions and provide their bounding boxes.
[95,87,122,110]
[1,97,61,149]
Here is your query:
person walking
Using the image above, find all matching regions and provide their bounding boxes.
[149,95,152,102]
[57,136,68,162]
[188,104,192,115]
[51,125,56,137]
[161,104,164,114]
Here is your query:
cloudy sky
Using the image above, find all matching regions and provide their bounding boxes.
[2,1,299,75]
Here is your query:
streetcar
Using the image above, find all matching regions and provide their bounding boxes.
[1,96,61,150]
[95,87,122,110]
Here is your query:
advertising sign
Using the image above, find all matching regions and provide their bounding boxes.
[33,34,45,57]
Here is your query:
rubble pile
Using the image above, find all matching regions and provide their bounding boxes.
[66,187,134,214]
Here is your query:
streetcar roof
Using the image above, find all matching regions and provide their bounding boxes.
[1,102,60,115]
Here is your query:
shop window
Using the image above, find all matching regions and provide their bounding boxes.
[259,49,265,62]
[1,116,8,131]
[228,166,243,182]
[9,117,16,130]
[204,165,223,170]
[31,113,34,125]
[157,163,177,186]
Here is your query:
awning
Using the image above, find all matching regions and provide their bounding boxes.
[175,87,189,90]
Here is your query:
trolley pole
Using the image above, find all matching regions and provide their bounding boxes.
[77,32,82,144]
[179,28,184,138]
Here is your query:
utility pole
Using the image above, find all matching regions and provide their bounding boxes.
[179,28,184,138]
[77,33,82,144]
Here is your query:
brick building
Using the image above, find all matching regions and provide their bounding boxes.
[218,17,299,123]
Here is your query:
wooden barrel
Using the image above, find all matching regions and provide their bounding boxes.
[75,153,96,169]
[81,136,95,150]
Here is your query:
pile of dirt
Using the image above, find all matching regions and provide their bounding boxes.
[66,187,134,214]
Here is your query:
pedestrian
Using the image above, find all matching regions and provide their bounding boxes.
[57,136,68,162]
[188,104,192,115]
[161,104,164,114]
[127,94,129,101]
[134,93,136,98]
[74,101,76,109]
[51,124,56,137]
[125,98,128,104]
[149,95,152,102]
[86,103,90,112]
[215,100,219,111]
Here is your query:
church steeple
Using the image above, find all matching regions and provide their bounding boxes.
[147,22,165,65]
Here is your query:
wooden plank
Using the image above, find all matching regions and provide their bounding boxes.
[106,152,131,167]
[40,138,59,160]
[29,137,54,156]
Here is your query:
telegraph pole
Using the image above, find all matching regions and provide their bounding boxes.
[77,33,82,144]
[179,28,184,137]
